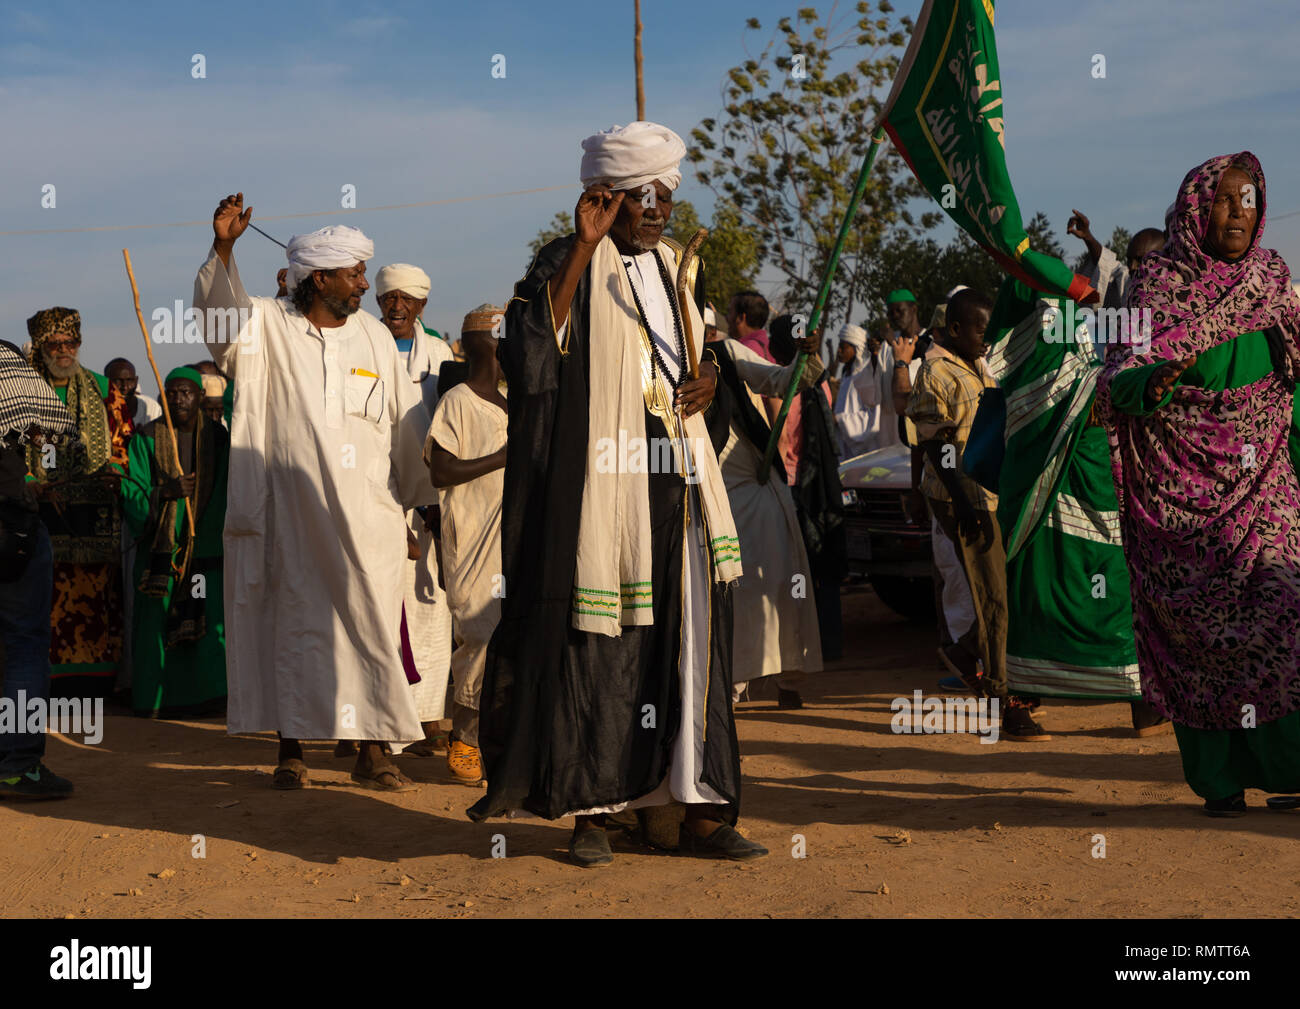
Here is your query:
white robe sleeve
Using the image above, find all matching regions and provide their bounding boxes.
[1085,246,1130,309]
[388,338,439,512]
[727,339,824,397]
[193,245,257,378]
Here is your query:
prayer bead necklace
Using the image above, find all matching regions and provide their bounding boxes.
[622,250,688,390]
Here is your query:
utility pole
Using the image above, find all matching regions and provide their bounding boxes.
[635,0,645,120]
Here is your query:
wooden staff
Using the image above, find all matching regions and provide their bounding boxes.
[122,248,195,539]
[674,228,708,380]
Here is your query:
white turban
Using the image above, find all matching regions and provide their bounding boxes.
[285,225,375,289]
[837,323,867,352]
[579,121,687,194]
[374,263,431,300]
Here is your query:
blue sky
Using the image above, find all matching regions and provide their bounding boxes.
[3,0,1300,378]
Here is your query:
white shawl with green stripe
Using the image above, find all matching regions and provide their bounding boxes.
[571,237,741,635]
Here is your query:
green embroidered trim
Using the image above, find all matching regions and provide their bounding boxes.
[574,586,619,597]
[573,608,618,619]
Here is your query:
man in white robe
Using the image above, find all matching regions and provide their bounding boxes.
[372,263,454,756]
[426,304,508,784]
[194,194,435,791]
[833,323,889,457]
[714,338,824,708]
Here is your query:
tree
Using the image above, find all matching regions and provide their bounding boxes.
[668,199,759,308]
[1069,225,1131,273]
[860,209,1073,333]
[527,211,574,270]
[688,3,940,327]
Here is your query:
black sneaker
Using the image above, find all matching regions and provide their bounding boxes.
[0,763,74,799]
[1204,792,1247,817]
[1002,704,1051,742]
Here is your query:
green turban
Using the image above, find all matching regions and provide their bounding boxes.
[165,366,205,389]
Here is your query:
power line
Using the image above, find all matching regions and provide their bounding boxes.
[0,184,574,239]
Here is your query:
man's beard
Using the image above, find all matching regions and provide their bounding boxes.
[42,352,79,379]
[629,222,664,251]
[320,292,360,317]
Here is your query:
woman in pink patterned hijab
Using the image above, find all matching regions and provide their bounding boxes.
[1098,151,1300,817]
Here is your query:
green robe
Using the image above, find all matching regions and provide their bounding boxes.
[983,279,1139,699]
[120,424,228,718]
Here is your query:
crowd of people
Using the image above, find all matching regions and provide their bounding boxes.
[2,123,1298,867]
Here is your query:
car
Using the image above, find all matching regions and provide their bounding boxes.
[837,441,936,622]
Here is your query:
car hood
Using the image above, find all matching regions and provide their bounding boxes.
[837,441,912,491]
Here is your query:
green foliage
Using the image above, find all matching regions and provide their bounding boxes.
[1023,211,1065,261]
[688,2,938,325]
[1069,224,1132,273]
[668,199,760,307]
[527,211,574,270]
[861,210,1068,332]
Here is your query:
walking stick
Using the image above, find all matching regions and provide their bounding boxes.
[672,228,708,485]
[122,248,196,540]
[674,228,708,380]
[758,126,887,484]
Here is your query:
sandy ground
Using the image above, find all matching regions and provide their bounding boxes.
[4,583,1299,920]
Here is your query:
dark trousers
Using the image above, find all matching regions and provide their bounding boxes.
[926,498,1008,698]
[813,570,842,662]
[0,523,53,776]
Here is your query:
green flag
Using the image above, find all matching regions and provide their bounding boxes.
[876,0,1095,302]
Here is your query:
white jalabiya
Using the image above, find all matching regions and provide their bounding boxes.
[403,322,455,418]
[396,321,455,728]
[931,513,975,641]
[195,247,436,741]
[134,393,163,426]
[837,345,889,457]
[426,384,508,717]
[402,507,452,723]
[722,340,825,685]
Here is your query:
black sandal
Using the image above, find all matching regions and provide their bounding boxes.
[1203,792,1247,817]
[568,826,614,868]
[677,821,769,861]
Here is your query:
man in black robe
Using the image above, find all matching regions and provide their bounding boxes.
[468,122,768,868]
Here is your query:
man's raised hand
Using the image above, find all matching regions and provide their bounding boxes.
[213,193,252,245]
[575,186,624,247]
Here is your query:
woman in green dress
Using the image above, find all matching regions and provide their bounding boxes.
[1097,152,1300,816]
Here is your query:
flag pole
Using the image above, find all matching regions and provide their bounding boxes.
[758,125,886,484]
